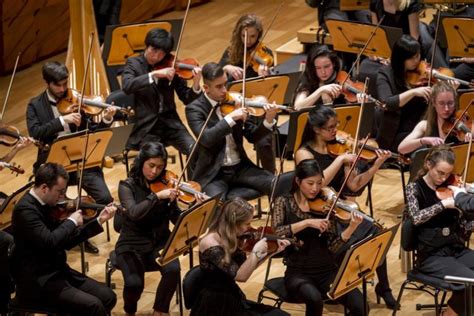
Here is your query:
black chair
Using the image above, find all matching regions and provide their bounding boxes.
[182,265,204,310]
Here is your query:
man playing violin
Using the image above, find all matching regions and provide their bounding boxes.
[122,27,202,162]
[26,61,116,254]
[11,162,117,316]
[185,62,277,200]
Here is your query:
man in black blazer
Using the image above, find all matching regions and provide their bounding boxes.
[122,28,201,157]
[26,61,115,253]
[11,163,117,316]
[185,62,276,200]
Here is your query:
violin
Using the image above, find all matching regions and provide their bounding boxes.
[441,110,472,142]
[406,60,472,88]
[308,187,376,224]
[436,174,463,200]
[327,130,411,164]
[150,170,207,205]
[0,123,48,151]
[335,71,385,109]
[220,92,290,117]
[247,43,274,73]
[56,88,134,117]
[153,54,200,80]
[50,195,125,221]
[238,226,300,254]
[0,161,24,175]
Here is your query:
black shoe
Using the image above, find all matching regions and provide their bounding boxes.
[375,284,400,310]
[84,241,99,254]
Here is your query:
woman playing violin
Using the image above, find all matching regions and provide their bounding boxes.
[295,106,399,309]
[294,45,345,110]
[272,159,365,315]
[406,145,474,316]
[220,14,273,81]
[192,197,290,316]
[116,142,194,316]
[398,81,463,154]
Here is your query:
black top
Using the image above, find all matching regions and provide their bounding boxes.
[115,177,181,256]
[272,194,345,275]
[370,0,423,35]
[303,143,345,192]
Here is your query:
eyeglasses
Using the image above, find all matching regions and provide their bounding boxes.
[319,122,340,132]
[436,101,455,108]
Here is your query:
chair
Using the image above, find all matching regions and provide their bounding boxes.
[182,265,204,310]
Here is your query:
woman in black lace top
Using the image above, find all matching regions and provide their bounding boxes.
[272,159,365,315]
[115,142,181,316]
[406,145,474,316]
[192,197,290,316]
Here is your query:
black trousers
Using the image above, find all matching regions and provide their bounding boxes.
[0,231,13,314]
[69,167,113,205]
[419,248,474,315]
[38,271,116,316]
[285,269,364,316]
[116,251,180,314]
[203,162,274,200]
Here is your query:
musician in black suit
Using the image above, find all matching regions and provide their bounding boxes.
[122,28,201,157]
[11,163,117,316]
[185,62,275,200]
[0,230,13,315]
[26,61,115,253]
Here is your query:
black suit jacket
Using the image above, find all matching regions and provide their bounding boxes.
[11,192,103,297]
[122,54,200,149]
[26,91,111,171]
[185,94,271,188]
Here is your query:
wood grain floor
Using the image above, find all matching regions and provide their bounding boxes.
[0,1,460,315]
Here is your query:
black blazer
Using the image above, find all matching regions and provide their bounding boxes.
[26,91,111,171]
[122,54,200,149]
[11,192,103,297]
[185,94,271,188]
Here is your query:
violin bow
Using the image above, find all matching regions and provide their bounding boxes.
[324,135,370,222]
[244,0,286,72]
[427,8,442,87]
[461,118,474,188]
[0,52,21,121]
[443,100,473,143]
[171,0,192,70]
[352,78,369,155]
[341,15,386,89]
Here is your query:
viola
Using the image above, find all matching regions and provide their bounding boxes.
[56,88,134,117]
[220,92,290,117]
[0,123,48,151]
[153,53,200,80]
[441,110,472,142]
[327,130,411,164]
[335,71,386,109]
[238,226,300,254]
[50,195,125,221]
[308,187,375,224]
[406,60,472,88]
[0,161,24,175]
[149,170,206,205]
[247,43,274,73]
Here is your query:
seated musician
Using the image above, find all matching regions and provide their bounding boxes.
[398,81,463,155]
[219,13,276,173]
[375,34,433,152]
[116,141,199,316]
[26,61,115,254]
[293,45,345,110]
[406,145,474,316]
[185,62,276,200]
[122,27,202,158]
[295,105,398,309]
[0,230,13,315]
[11,162,117,316]
[272,159,365,315]
[193,197,290,315]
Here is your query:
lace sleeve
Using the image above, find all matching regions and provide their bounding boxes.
[272,196,292,237]
[327,216,346,254]
[406,182,445,225]
[200,245,240,279]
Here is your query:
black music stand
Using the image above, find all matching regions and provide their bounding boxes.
[156,195,221,268]
[328,223,400,315]
[46,129,113,273]
[0,182,33,231]
[325,19,403,59]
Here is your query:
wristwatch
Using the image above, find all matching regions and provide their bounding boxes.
[252,250,264,260]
